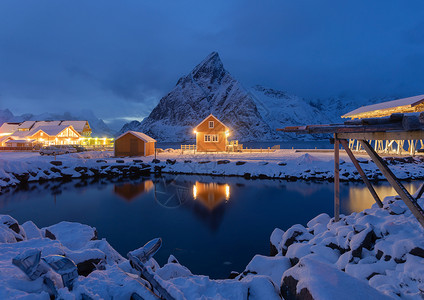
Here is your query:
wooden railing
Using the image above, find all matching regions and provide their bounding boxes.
[181,144,196,153]
[241,147,275,153]
[0,147,36,151]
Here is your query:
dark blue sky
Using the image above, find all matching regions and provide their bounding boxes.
[1,1,423,129]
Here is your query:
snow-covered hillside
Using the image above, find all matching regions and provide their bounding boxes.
[119,52,276,142]
[249,86,335,140]
[0,109,115,137]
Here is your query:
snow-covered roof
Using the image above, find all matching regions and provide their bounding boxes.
[0,123,20,134]
[342,94,424,119]
[60,121,89,132]
[116,131,156,143]
[17,121,36,129]
[9,131,28,138]
[194,114,229,130]
[30,125,74,137]
[0,136,12,144]
[33,121,61,127]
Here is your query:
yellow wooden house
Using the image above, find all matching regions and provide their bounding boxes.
[193,114,230,152]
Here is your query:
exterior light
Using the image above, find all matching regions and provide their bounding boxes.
[193,130,197,134]
[225,130,230,137]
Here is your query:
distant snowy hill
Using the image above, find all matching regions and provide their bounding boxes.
[248,85,334,139]
[0,109,115,137]
[119,52,276,142]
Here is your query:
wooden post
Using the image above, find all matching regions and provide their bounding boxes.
[334,135,340,222]
[339,139,383,208]
[359,140,424,227]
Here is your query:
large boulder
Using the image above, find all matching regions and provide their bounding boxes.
[43,222,97,250]
[281,257,393,300]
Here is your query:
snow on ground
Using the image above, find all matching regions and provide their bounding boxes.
[1,149,424,188]
[1,193,423,299]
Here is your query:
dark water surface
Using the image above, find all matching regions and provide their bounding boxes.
[0,175,421,279]
[157,140,333,150]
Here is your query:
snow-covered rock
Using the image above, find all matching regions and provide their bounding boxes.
[281,257,393,300]
[43,221,97,250]
[0,214,282,299]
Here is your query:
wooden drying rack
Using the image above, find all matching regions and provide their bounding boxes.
[277,113,424,227]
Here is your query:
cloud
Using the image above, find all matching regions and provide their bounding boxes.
[0,0,423,126]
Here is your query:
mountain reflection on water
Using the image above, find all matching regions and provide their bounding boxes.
[0,175,422,279]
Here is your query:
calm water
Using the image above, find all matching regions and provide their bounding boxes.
[0,175,421,279]
[157,140,333,150]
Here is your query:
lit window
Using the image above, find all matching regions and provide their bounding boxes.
[209,121,214,128]
[204,134,218,142]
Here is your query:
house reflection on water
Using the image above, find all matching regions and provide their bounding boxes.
[112,178,231,231]
[192,182,230,211]
[114,180,154,202]
[112,179,231,211]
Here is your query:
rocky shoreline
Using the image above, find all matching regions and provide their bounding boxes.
[2,151,424,190]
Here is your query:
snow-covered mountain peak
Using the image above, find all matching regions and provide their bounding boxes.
[181,51,228,93]
[191,51,223,77]
[119,53,406,142]
[119,52,275,142]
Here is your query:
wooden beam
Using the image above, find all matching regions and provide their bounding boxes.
[278,124,405,134]
[334,136,340,222]
[337,130,424,141]
[359,140,424,227]
[338,138,383,208]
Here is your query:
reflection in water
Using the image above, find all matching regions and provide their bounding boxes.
[114,180,154,202]
[346,183,420,212]
[193,182,230,210]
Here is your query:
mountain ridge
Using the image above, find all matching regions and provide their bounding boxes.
[119,51,404,142]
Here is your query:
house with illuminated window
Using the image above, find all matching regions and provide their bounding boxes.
[6,125,81,146]
[0,120,87,147]
[193,114,229,152]
[1,120,91,136]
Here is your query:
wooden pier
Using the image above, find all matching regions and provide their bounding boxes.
[278,113,424,228]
